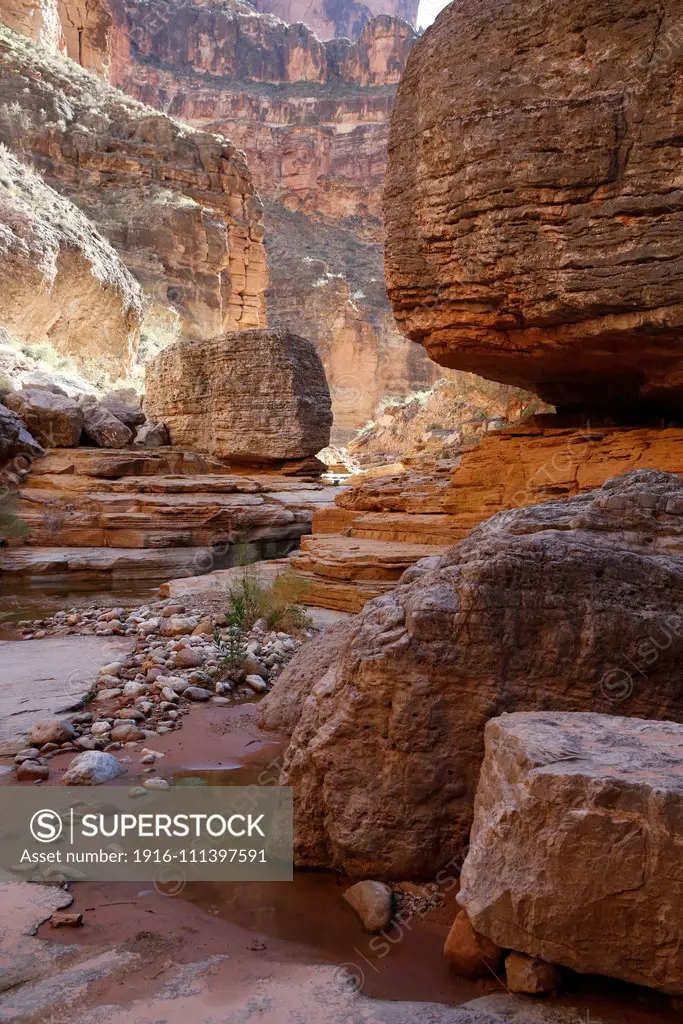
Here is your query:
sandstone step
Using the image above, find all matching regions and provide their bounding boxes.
[313,509,466,546]
[0,546,217,583]
[32,448,232,479]
[292,535,443,582]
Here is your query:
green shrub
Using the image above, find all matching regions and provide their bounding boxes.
[0,494,29,541]
[226,565,312,634]
[213,625,247,673]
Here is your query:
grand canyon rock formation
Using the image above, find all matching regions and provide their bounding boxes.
[145,329,332,462]
[0,22,268,341]
[2,447,337,585]
[104,0,436,432]
[0,146,141,378]
[252,0,419,41]
[385,0,683,415]
[262,470,683,877]
[459,712,683,995]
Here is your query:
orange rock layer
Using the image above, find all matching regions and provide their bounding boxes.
[300,424,683,611]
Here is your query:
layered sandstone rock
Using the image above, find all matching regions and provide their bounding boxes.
[0,24,267,341]
[295,422,683,612]
[4,447,338,584]
[145,329,332,463]
[0,147,141,379]
[252,0,419,41]
[459,712,683,995]
[106,0,435,432]
[261,470,683,878]
[385,0,683,414]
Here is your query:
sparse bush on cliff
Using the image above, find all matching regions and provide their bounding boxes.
[0,494,29,542]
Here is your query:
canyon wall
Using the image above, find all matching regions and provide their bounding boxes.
[105,0,438,434]
[385,0,683,416]
[252,0,419,41]
[0,21,268,349]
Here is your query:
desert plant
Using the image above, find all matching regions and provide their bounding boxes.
[213,625,248,673]
[226,565,312,634]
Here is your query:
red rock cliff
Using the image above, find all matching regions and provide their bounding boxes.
[106,0,437,434]
[385,0,683,417]
[0,22,268,340]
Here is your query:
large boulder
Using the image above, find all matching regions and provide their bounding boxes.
[262,469,683,878]
[100,388,146,429]
[78,395,133,448]
[0,146,141,380]
[384,0,683,415]
[0,402,42,460]
[145,329,332,462]
[458,712,683,996]
[5,388,83,447]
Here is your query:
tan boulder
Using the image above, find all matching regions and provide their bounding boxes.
[343,880,392,933]
[385,0,683,414]
[262,470,683,878]
[444,911,503,980]
[145,329,332,463]
[78,395,133,448]
[458,712,683,996]
[5,388,83,447]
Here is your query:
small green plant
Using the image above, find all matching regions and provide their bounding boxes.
[225,566,312,635]
[213,625,248,673]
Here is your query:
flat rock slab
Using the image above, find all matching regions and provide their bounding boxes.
[0,636,133,755]
[459,711,683,995]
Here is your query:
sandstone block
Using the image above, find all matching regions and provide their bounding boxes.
[458,712,683,996]
[78,396,133,448]
[145,329,332,462]
[29,718,77,747]
[5,389,83,447]
[263,470,683,879]
[504,953,560,996]
[385,0,683,414]
[100,389,146,428]
[134,421,169,447]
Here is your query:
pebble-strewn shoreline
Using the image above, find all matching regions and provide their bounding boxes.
[10,598,308,785]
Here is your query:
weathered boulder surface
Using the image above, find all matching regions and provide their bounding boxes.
[385,0,683,414]
[5,388,83,447]
[0,402,42,460]
[145,329,332,462]
[100,388,145,429]
[78,395,133,448]
[0,24,268,340]
[262,469,683,878]
[458,712,683,996]
[0,146,141,379]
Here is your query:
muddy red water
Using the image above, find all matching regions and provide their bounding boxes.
[6,704,678,1021]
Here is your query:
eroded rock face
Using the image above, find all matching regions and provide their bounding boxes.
[145,329,332,463]
[458,712,683,996]
[385,0,683,415]
[106,0,436,433]
[262,470,683,878]
[0,0,65,51]
[252,0,418,41]
[0,24,268,340]
[0,147,141,380]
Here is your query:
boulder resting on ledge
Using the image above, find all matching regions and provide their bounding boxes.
[261,469,683,878]
[144,328,332,463]
[385,0,683,415]
[458,711,683,996]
